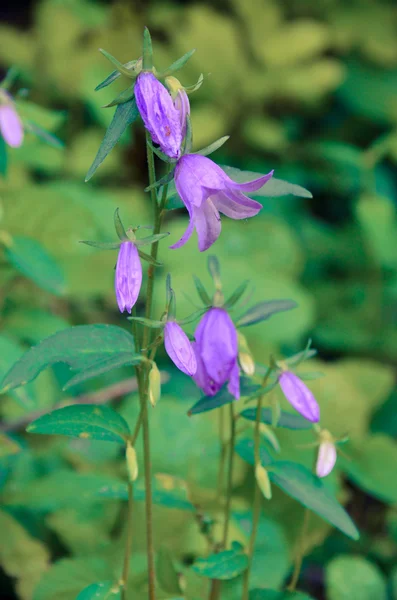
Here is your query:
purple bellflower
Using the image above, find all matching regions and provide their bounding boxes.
[164,321,197,376]
[170,154,273,252]
[0,93,23,148]
[115,241,142,314]
[316,431,337,478]
[278,371,320,423]
[134,72,183,159]
[193,307,240,398]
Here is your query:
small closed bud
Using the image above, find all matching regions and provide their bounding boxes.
[316,430,337,478]
[126,442,138,482]
[278,370,319,423]
[164,321,197,376]
[115,241,142,314]
[255,463,272,500]
[237,331,255,376]
[148,361,161,407]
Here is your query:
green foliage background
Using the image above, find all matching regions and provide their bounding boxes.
[0,0,397,599]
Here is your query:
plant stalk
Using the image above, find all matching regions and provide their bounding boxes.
[222,402,236,548]
[121,481,134,600]
[288,508,310,591]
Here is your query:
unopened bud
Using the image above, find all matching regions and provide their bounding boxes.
[237,332,255,375]
[126,442,138,482]
[255,463,272,500]
[148,361,161,407]
[316,429,337,478]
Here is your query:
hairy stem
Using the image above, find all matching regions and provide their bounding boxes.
[121,481,134,600]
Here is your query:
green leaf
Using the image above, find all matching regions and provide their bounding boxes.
[234,438,274,468]
[222,166,313,198]
[0,335,36,408]
[240,408,312,430]
[85,97,139,181]
[24,121,64,148]
[114,207,128,241]
[138,249,163,266]
[160,49,196,77]
[27,404,131,443]
[193,275,212,305]
[269,462,359,540]
[207,255,221,286]
[95,60,138,91]
[326,555,387,600]
[76,581,120,600]
[128,316,164,328]
[99,49,136,78]
[188,379,261,416]
[224,280,250,309]
[0,134,8,176]
[236,300,298,327]
[192,542,248,580]
[142,27,153,70]
[249,590,314,600]
[156,548,183,595]
[144,168,175,191]
[133,232,170,247]
[1,324,136,393]
[195,135,230,157]
[5,236,66,296]
[80,240,121,250]
[63,352,142,390]
[103,83,135,108]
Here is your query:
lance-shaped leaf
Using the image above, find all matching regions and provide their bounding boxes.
[85,97,139,182]
[144,168,175,192]
[102,83,135,108]
[224,280,249,309]
[178,307,208,326]
[192,542,248,580]
[95,59,138,91]
[193,275,211,305]
[128,316,164,328]
[284,340,317,367]
[184,73,204,93]
[195,135,230,157]
[0,324,136,393]
[235,438,274,467]
[24,121,64,148]
[207,255,221,287]
[237,299,298,327]
[99,49,137,78]
[77,581,120,600]
[188,378,261,416]
[114,208,128,241]
[138,250,162,266]
[148,140,177,163]
[63,351,142,390]
[159,49,196,78]
[240,408,313,430]
[27,404,131,444]
[222,166,313,198]
[80,240,121,250]
[142,27,153,70]
[133,232,170,247]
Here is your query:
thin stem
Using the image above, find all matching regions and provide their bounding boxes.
[121,481,134,600]
[222,403,236,548]
[208,580,222,600]
[288,508,310,591]
[217,406,227,499]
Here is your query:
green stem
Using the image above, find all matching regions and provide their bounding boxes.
[222,403,236,548]
[288,508,310,591]
[217,406,227,500]
[121,481,134,600]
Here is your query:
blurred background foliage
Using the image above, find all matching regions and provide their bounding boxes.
[0,0,397,599]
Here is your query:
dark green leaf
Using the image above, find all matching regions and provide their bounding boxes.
[195,136,230,157]
[144,169,175,192]
[177,307,208,326]
[5,236,66,296]
[237,300,298,327]
[102,83,135,108]
[193,275,212,305]
[85,97,139,181]
[234,438,274,467]
[24,121,64,148]
[27,404,131,443]
[114,208,128,241]
[99,49,136,78]
[63,352,142,390]
[0,324,136,393]
[138,249,162,266]
[0,335,37,408]
[222,166,313,198]
[0,135,7,176]
[224,280,250,309]
[76,581,120,600]
[142,27,153,70]
[240,408,312,430]
[249,590,314,600]
[80,240,120,250]
[188,378,260,416]
[156,548,183,595]
[160,49,196,77]
[269,462,359,540]
[192,542,248,580]
[95,60,138,91]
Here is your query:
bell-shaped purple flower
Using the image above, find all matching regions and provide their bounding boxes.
[134,72,182,159]
[170,155,273,252]
[0,96,23,148]
[115,241,142,314]
[164,321,197,376]
[193,307,240,398]
[278,371,320,423]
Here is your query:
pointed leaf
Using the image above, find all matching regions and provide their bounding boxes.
[224,280,249,309]
[85,97,139,181]
[160,49,196,78]
[156,548,183,595]
[128,317,164,328]
[5,236,66,296]
[234,438,274,467]
[142,27,153,70]
[95,60,138,91]
[196,136,230,157]
[24,121,64,148]
[76,581,120,600]
[80,240,120,250]
[99,49,136,78]
[193,275,211,305]
[138,250,162,266]
[0,135,7,176]
[240,408,312,430]
[177,307,208,326]
[207,255,221,286]
[237,300,298,327]
[114,208,128,241]
[1,324,136,393]
[184,73,204,93]
[188,378,260,416]
[133,232,170,247]
[102,83,135,108]
[62,352,142,390]
[222,167,313,198]
[144,169,175,192]
[27,404,131,443]
[192,542,248,580]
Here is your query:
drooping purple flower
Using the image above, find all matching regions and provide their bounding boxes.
[164,321,197,376]
[278,371,320,423]
[193,307,240,398]
[170,154,273,252]
[174,88,190,138]
[115,241,142,314]
[0,96,23,148]
[316,439,337,478]
[134,72,183,159]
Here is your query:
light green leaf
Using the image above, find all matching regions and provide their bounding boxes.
[5,235,66,295]
[63,352,141,390]
[76,581,120,600]
[156,547,183,595]
[240,408,312,430]
[326,555,387,600]
[192,542,248,580]
[3,309,69,344]
[27,404,131,444]
[85,97,139,181]
[0,335,36,409]
[1,324,136,393]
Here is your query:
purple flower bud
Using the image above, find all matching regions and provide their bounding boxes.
[278,371,320,423]
[174,88,190,138]
[134,72,183,159]
[164,321,197,376]
[316,439,337,478]
[170,154,273,251]
[0,99,23,148]
[193,307,240,398]
[115,241,142,314]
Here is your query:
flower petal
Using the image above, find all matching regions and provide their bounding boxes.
[278,371,320,423]
[316,441,337,477]
[115,242,142,313]
[228,170,274,193]
[195,308,237,386]
[191,341,220,396]
[210,189,262,220]
[175,154,223,208]
[227,359,240,399]
[169,199,195,249]
[164,321,197,376]
[0,104,24,148]
[194,199,221,252]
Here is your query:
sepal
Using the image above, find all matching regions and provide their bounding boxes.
[195,136,229,157]
[142,27,153,70]
[158,49,196,78]
[99,49,138,78]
